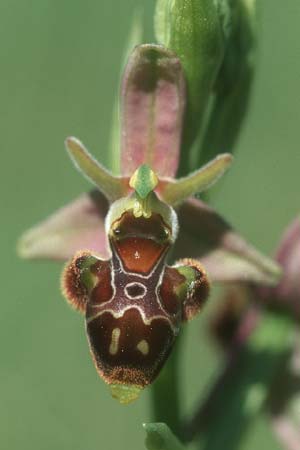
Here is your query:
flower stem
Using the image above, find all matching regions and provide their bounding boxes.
[150,333,183,437]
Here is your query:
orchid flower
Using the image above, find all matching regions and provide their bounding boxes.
[18,44,280,404]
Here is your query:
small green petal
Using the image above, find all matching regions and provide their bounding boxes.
[65,137,128,203]
[160,153,233,206]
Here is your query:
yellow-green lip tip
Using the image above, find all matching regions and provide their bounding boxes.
[110,384,143,405]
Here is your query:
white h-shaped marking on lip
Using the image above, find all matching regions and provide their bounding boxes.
[124,282,147,300]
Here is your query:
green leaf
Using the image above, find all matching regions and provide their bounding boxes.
[144,423,186,450]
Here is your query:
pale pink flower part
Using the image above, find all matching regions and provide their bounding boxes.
[18,192,109,261]
[120,44,185,178]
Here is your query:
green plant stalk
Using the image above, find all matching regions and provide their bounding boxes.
[150,333,183,437]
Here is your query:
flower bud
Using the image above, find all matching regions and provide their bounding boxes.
[155,0,225,172]
[199,0,257,165]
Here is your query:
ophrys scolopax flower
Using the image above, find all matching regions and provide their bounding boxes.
[18,44,280,404]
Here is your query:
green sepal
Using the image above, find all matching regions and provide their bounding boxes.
[144,423,186,450]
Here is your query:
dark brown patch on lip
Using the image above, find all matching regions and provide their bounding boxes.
[159,266,185,315]
[89,260,114,305]
[86,308,175,386]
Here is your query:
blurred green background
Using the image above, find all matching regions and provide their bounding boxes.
[1,1,300,449]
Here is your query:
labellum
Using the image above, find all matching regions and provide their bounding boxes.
[62,164,210,404]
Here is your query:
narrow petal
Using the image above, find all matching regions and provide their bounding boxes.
[173,198,281,285]
[120,44,185,178]
[18,191,110,261]
[66,137,129,202]
[159,153,233,206]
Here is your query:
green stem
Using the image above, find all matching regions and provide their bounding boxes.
[150,333,183,437]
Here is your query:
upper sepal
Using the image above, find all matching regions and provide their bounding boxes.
[120,44,185,178]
